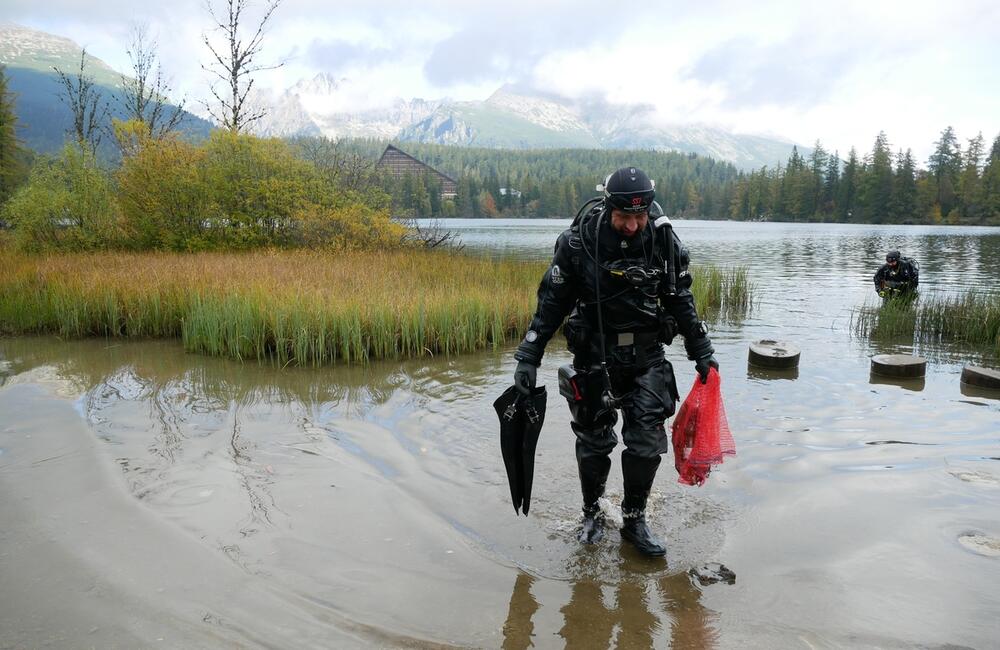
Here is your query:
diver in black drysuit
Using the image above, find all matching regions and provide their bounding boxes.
[873,250,918,297]
[511,167,718,557]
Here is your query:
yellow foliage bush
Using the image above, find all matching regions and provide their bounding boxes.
[3,123,402,252]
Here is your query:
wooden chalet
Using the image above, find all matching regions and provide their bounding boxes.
[375,145,458,199]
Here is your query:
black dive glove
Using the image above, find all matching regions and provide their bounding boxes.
[513,360,538,396]
[695,355,720,384]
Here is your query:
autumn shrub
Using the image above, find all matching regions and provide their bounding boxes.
[115,128,403,251]
[116,125,212,250]
[2,145,124,251]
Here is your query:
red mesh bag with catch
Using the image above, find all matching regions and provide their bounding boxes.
[671,367,735,486]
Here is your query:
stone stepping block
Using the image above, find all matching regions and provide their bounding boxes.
[748,340,800,369]
[871,354,926,378]
[961,366,1000,390]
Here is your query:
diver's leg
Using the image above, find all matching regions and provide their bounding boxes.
[569,367,618,544]
[620,359,675,557]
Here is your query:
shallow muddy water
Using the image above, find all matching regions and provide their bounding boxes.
[2,220,1000,648]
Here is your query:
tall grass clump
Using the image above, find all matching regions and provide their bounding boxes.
[853,290,1000,353]
[691,264,755,321]
[852,295,918,340]
[0,249,545,365]
[0,250,755,365]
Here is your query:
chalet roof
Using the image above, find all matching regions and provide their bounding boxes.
[376,144,458,184]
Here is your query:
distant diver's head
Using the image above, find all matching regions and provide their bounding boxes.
[886,250,901,266]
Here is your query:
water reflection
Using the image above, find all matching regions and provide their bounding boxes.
[868,372,926,392]
[958,382,1000,401]
[502,566,719,650]
[746,362,800,381]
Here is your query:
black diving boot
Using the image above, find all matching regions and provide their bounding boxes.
[621,452,665,557]
[620,510,665,557]
[578,503,605,544]
[576,444,611,545]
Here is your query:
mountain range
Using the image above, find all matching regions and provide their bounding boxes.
[2,23,805,170]
[250,77,805,170]
[0,23,211,155]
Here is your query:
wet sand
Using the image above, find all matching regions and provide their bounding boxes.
[0,384,444,648]
[2,336,999,648]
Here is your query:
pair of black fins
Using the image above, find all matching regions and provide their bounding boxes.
[493,385,547,516]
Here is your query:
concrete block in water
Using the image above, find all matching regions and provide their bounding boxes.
[961,365,1000,390]
[871,354,926,378]
[748,340,800,369]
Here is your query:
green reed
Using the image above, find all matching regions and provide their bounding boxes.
[853,290,1000,352]
[1,249,755,365]
[691,264,755,322]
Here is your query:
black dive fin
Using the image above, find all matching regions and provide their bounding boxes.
[494,385,524,514]
[519,386,547,515]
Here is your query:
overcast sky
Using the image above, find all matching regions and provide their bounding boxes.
[5,0,999,161]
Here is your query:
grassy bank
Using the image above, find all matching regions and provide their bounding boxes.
[853,292,1000,353]
[0,249,753,365]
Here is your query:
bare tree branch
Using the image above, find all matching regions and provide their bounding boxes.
[53,49,109,152]
[401,218,465,249]
[118,24,186,146]
[201,0,284,132]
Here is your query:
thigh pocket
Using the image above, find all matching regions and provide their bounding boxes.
[633,360,678,423]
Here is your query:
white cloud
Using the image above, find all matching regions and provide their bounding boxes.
[4,0,998,160]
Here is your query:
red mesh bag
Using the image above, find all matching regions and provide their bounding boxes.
[671,367,735,486]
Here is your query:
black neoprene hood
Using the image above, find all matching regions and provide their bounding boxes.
[604,167,655,213]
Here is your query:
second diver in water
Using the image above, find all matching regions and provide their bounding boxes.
[512,167,718,557]
[873,250,919,298]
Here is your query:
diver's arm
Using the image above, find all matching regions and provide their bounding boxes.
[514,232,578,366]
[874,266,885,289]
[662,234,714,361]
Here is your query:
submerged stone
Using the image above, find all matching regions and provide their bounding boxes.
[957,533,1000,558]
[689,562,736,585]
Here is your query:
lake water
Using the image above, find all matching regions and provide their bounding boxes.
[2,219,999,648]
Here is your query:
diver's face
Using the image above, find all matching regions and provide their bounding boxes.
[610,209,648,238]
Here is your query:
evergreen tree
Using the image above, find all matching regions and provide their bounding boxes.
[807,141,827,218]
[958,132,985,221]
[0,65,27,206]
[980,133,1000,222]
[427,175,442,217]
[890,149,918,222]
[838,148,860,221]
[822,150,840,216]
[928,126,963,219]
[399,173,416,216]
[730,175,750,219]
[781,145,813,220]
[411,176,431,217]
[455,176,476,217]
[859,131,894,222]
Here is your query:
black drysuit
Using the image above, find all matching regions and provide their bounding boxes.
[514,208,713,516]
[873,260,918,294]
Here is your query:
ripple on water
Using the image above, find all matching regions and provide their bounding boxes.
[165,484,220,506]
[834,462,933,472]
